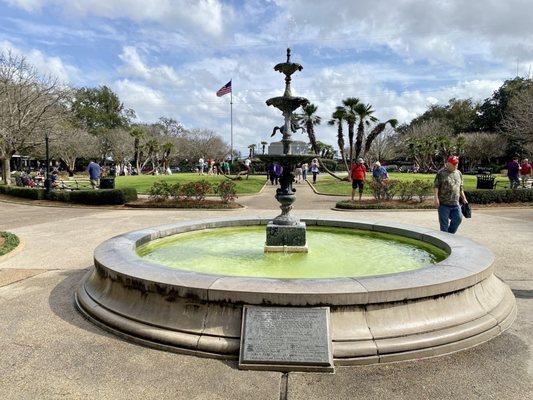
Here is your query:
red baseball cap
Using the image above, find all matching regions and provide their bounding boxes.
[447,156,459,165]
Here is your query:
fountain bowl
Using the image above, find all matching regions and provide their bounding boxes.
[75,217,515,365]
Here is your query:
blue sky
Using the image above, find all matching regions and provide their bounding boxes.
[1,0,532,154]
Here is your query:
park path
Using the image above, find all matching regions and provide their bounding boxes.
[0,192,532,399]
[239,180,343,210]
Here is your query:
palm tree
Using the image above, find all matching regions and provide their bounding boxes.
[129,126,144,173]
[328,106,349,172]
[354,103,378,160]
[342,97,360,165]
[260,141,268,154]
[248,144,256,157]
[297,103,321,154]
[363,119,398,157]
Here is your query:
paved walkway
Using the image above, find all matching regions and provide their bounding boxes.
[239,180,344,210]
[0,191,532,399]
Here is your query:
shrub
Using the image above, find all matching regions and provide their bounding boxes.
[370,179,400,201]
[0,185,45,200]
[49,191,71,202]
[215,180,237,203]
[465,189,533,204]
[411,179,434,203]
[148,180,171,201]
[0,185,137,205]
[180,180,212,201]
[396,181,415,202]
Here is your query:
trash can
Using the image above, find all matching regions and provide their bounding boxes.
[99,177,115,189]
[476,174,495,189]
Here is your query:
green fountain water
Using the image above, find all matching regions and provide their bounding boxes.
[137,226,447,279]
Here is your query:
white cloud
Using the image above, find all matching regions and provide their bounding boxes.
[118,46,184,90]
[1,1,526,152]
[271,0,533,66]
[0,40,78,82]
[113,79,169,120]
[4,0,229,38]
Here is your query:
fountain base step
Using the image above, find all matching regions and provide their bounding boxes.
[264,244,309,253]
[266,221,306,247]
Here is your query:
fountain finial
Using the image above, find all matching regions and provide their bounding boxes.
[286,48,291,63]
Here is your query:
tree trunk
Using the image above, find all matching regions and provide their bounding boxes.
[317,158,348,181]
[1,157,12,185]
[348,122,354,166]
[355,121,365,160]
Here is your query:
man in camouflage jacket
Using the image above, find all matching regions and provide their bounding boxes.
[433,156,468,234]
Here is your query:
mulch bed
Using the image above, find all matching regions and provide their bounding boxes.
[336,199,435,210]
[126,199,243,209]
[336,199,533,210]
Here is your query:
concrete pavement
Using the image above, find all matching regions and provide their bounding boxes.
[0,186,532,399]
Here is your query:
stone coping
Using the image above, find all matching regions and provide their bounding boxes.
[93,217,494,306]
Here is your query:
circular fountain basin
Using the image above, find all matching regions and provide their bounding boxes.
[76,217,516,365]
[137,226,447,279]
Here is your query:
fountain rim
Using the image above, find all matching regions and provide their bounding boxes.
[93,217,493,306]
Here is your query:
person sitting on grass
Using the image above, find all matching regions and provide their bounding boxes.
[350,158,367,202]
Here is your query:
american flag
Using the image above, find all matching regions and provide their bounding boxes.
[216,80,232,97]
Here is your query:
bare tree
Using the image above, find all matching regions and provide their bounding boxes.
[0,51,66,184]
[459,132,504,170]
[106,128,135,173]
[49,122,99,175]
[501,87,533,156]
[365,127,399,163]
[179,128,229,161]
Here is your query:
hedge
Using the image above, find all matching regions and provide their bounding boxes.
[0,185,45,199]
[465,189,533,204]
[0,185,137,205]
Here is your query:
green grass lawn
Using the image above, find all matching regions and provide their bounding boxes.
[313,172,480,196]
[114,173,267,195]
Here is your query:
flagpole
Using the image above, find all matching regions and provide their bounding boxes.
[230,80,233,161]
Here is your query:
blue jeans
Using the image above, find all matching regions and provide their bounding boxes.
[438,204,462,234]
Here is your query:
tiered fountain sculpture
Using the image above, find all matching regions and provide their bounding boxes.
[262,48,310,252]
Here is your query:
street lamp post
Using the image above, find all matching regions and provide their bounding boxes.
[44,132,51,198]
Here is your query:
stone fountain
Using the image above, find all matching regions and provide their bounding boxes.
[75,48,515,371]
[261,48,311,252]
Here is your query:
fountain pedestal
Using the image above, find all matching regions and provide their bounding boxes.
[262,48,310,253]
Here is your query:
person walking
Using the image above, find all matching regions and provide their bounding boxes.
[350,158,367,202]
[520,158,531,188]
[87,160,101,190]
[198,157,205,175]
[294,165,303,183]
[301,162,309,181]
[310,158,320,184]
[242,157,251,179]
[506,156,520,189]
[272,162,283,185]
[433,156,468,234]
